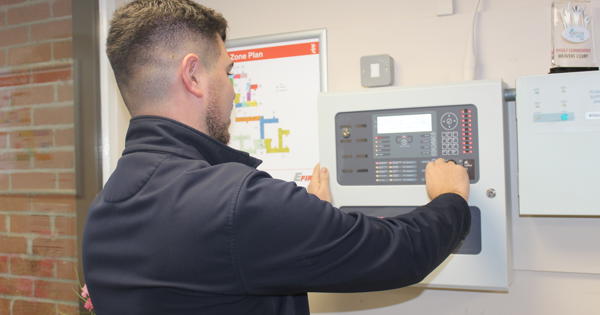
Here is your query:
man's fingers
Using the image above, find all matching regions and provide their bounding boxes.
[318,166,332,203]
[307,163,333,202]
[307,163,321,195]
[319,167,329,190]
[311,163,321,184]
[425,157,470,201]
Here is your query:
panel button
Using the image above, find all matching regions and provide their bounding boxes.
[440,112,459,130]
[463,159,476,180]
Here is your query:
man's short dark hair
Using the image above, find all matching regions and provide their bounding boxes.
[106,0,228,108]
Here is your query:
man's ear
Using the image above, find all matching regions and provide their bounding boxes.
[180,53,204,98]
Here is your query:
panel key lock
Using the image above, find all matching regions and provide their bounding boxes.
[342,127,352,138]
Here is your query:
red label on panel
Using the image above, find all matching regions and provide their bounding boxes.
[228,42,319,63]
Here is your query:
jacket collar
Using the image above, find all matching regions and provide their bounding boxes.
[122,115,262,168]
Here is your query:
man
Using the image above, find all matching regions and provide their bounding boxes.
[82,1,471,314]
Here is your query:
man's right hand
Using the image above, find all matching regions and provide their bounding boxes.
[425,158,470,201]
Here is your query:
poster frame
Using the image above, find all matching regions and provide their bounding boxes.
[225,28,328,93]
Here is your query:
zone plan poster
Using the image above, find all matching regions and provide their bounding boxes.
[227,34,325,187]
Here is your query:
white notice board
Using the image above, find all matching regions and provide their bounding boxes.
[226,29,327,186]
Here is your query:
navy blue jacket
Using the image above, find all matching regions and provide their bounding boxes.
[83,116,470,315]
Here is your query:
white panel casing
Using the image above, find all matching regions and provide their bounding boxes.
[318,81,514,290]
[516,71,600,216]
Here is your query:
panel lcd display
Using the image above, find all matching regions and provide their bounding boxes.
[376,114,432,134]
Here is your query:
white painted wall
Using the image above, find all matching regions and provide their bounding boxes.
[100,0,600,314]
[196,0,600,314]
[99,0,130,184]
[205,0,599,90]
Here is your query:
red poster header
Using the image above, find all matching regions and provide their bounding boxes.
[228,42,320,63]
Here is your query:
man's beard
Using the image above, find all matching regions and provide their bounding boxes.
[206,94,231,145]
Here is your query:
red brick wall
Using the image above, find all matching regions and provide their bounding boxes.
[0,0,78,314]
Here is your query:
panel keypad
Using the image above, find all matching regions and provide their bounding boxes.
[441,131,459,156]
